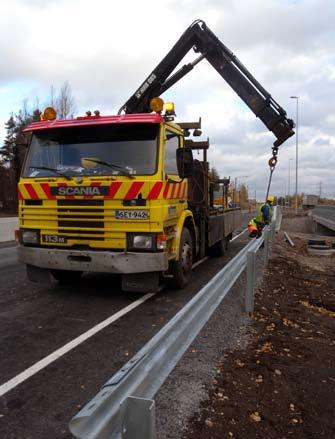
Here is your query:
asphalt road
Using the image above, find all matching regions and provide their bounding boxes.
[0,247,18,269]
[313,207,335,231]
[0,214,253,439]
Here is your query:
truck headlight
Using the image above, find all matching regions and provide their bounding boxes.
[22,229,39,245]
[127,233,155,251]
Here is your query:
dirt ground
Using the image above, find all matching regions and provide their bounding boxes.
[183,232,335,439]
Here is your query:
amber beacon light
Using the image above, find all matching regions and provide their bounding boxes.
[43,107,57,121]
[149,97,164,113]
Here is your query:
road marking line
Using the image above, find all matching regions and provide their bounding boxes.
[231,228,247,241]
[191,230,248,269]
[0,292,155,398]
[161,256,209,274]
[192,256,209,269]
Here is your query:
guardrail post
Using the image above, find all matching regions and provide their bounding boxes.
[275,209,282,233]
[271,212,277,240]
[264,229,269,265]
[245,251,256,313]
[122,396,156,439]
[271,219,275,239]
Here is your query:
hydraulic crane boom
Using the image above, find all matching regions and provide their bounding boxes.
[119,20,295,147]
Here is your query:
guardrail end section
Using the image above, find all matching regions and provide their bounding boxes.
[69,355,146,439]
[264,229,270,264]
[69,385,119,439]
[122,396,156,439]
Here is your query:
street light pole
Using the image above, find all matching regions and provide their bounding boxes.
[234,177,237,206]
[290,96,299,215]
[288,158,292,206]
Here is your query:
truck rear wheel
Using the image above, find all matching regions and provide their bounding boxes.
[51,269,82,284]
[210,237,229,257]
[170,227,193,289]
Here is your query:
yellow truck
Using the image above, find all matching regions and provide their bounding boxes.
[17,20,294,292]
[17,110,240,292]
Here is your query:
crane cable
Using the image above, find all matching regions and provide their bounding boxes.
[265,145,279,201]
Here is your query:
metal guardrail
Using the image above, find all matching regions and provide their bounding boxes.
[274,208,282,232]
[69,208,280,439]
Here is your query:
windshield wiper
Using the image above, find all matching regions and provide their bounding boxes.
[82,158,135,179]
[29,166,72,181]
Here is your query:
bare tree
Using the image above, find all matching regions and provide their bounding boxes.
[209,167,220,191]
[34,96,40,114]
[57,81,75,119]
[22,98,29,120]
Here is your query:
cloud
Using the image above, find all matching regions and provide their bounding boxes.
[0,0,334,199]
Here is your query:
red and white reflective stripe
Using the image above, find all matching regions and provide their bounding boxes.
[147,181,163,199]
[170,183,177,199]
[176,183,183,199]
[107,181,122,199]
[124,181,144,199]
[19,180,188,200]
[24,183,39,199]
[18,189,23,201]
[40,183,56,200]
[163,183,170,199]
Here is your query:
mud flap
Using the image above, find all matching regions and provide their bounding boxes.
[26,264,52,284]
[122,272,159,293]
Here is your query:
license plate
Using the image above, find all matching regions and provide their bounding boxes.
[115,210,149,220]
[42,235,68,244]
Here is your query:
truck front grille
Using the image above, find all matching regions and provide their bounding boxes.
[56,199,105,239]
[20,196,130,249]
[57,199,104,206]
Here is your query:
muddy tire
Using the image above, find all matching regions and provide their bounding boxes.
[170,228,193,289]
[51,269,82,284]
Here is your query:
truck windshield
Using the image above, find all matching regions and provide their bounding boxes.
[23,123,159,178]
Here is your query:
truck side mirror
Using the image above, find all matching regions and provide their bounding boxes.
[176,147,194,178]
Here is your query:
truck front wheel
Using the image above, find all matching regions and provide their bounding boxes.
[170,227,193,289]
[51,269,82,284]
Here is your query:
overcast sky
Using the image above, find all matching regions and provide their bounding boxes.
[0,0,334,199]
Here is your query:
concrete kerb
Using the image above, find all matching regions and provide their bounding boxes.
[0,217,19,243]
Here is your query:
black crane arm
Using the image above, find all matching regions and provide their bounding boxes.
[119,20,295,147]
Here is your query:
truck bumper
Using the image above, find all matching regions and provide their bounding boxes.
[17,246,169,274]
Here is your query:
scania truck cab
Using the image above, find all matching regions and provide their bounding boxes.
[18,108,239,292]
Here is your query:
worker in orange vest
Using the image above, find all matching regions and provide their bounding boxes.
[248,195,274,238]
